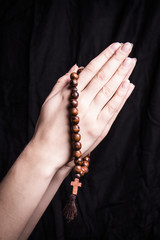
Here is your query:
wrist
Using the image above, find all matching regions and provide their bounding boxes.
[24,139,61,179]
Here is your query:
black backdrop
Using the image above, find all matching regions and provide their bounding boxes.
[1,0,160,239]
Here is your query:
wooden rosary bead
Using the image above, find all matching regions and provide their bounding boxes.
[71,90,79,99]
[74,165,82,173]
[80,170,85,177]
[70,72,79,80]
[83,156,90,162]
[75,173,81,178]
[81,166,89,174]
[83,161,89,168]
[72,87,78,91]
[74,157,83,165]
[71,107,78,116]
[72,116,80,125]
[77,67,84,75]
[74,150,82,158]
[71,91,79,99]
[72,133,81,141]
[72,125,80,133]
[70,79,78,87]
[70,99,78,107]
[74,141,82,150]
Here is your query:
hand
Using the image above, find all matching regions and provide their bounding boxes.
[18,42,137,239]
[31,42,136,176]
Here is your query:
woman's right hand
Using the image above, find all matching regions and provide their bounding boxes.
[30,42,137,176]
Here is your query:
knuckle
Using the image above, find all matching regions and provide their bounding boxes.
[102,85,114,98]
[102,49,112,59]
[85,61,96,74]
[97,70,106,81]
[60,89,69,102]
[116,89,125,98]
[57,77,62,84]
[107,102,117,114]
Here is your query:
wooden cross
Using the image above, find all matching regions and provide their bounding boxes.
[70,178,82,195]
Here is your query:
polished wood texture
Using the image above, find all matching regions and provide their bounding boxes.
[70,178,82,195]
[70,68,91,182]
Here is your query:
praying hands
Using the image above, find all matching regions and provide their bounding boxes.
[0,42,137,239]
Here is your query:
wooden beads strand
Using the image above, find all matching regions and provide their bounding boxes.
[63,66,91,222]
[70,67,91,179]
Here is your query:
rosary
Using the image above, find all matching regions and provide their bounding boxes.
[63,67,91,222]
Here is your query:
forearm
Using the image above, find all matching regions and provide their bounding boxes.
[0,141,58,240]
[19,163,73,240]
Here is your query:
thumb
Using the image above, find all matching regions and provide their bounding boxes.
[45,64,79,102]
[68,64,78,73]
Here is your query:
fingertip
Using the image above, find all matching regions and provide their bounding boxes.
[110,42,121,51]
[68,64,79,73]
[127,82,135,96]
[130,82,135,89]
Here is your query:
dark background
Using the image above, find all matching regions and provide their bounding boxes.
[0,0,160,239]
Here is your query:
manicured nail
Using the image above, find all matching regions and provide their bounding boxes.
[128,83,135,94]
[121,42,133,52]
[121,79,130,89]
[110,42,121,51]
[130,83,135,89]
[133,58,137,63]
[122,57,132,67]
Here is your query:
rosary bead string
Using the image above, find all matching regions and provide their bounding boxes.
[70,67,90,179]
[63,66,91,222]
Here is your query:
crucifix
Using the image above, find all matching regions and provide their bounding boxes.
[70,178,82,195]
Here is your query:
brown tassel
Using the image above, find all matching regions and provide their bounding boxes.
[63,194,77,222]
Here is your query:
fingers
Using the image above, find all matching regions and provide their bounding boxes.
[107,83,135,127]
[68,64,79,74]
[97,79,133,124]
[89,57,137,116]
[78,42,122,91]
[84,82,135,156]
[81,42,133,103]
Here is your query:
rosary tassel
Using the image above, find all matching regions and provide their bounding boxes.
[63,194,77,222]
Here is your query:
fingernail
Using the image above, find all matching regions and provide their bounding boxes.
[110,42,121,51]
[130,83,135,89]
[133,58,137,63]
[121,42,133,52]
[128,83,135,94]
[122,57,132,67]
[121,79,130,89]
[69,64,78,72]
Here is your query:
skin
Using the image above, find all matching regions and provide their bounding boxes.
[0,42,137,240]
